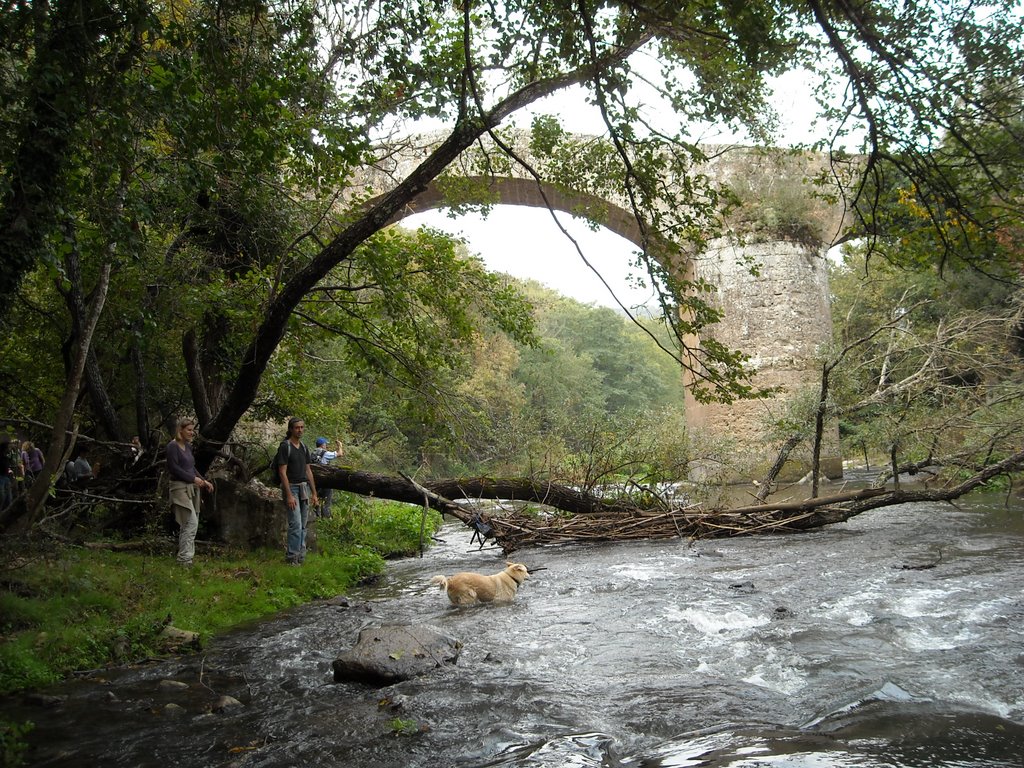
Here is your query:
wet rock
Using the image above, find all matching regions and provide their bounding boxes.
[327,595,372,611]
[163,703,186,715]
[211,695,243,713]
[23,693,66,708]
[377,693,408,712]
[160,625,200,645]
[332,624,462,686]
[81,690,120,705]
[158,679,189,691]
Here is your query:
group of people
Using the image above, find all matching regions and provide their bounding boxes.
[0,429,148,513]
[0,435,46,509]
[0,430,148,512]
[164,416,344,568]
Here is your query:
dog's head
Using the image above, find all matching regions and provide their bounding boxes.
[504,562,530,584]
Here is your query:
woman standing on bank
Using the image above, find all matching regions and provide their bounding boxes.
[166,418,214,567]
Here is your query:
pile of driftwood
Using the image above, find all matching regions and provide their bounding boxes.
[430,481,891,552]
[311,453,1024,552]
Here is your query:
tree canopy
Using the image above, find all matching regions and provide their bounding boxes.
[2,0,1024,531]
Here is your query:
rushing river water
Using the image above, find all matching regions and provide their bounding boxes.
[5,485,1024,767]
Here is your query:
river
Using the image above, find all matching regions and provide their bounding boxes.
[5,487,1024,767]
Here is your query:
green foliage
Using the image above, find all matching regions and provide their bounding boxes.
[0,718,33,768]
[389,717,422,736]
[725,151,836,247]
[372,278,692,478]
[317,494,443,559]
[545,408,693,496]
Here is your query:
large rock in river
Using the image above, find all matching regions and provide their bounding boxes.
[332,624,462,686]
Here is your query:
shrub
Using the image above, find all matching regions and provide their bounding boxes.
[318,493,443,558]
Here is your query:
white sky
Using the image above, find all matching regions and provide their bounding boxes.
[405,65,840,309]
[405,207,653,309]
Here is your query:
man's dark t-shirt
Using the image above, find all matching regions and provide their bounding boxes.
[275,440,311,485]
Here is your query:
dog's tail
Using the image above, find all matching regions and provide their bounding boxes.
[429,575,448,591]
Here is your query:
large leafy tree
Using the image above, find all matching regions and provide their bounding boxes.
[811,0,1024,272]
[3,0,1024,531]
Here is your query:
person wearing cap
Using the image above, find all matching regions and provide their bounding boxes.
[311,437,343,518]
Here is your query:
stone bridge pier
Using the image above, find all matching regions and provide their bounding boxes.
[685,238,842,482]
[681,148,848,482]
[363,134,849,482]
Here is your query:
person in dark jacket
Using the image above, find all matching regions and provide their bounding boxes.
[0,435,12,510]
[165,418,214,567]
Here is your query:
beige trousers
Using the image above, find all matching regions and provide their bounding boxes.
[169,480,200,564]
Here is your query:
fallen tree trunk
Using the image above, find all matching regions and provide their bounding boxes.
[311,464,885,552]
[17,447,1019,552]
[311,446,1024,553]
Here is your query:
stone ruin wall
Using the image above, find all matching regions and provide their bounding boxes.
[687,239,843,481]
[682,147,851,481]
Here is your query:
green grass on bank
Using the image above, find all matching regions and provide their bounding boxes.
[0,494,443,697]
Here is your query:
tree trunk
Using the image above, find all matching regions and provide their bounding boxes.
[305,445,1024,553]
[183,329,213,427]
[756,433,802,502]
[811,363,829,498]
[193,36,651,472]
[84,346,124,442]
[7,261,112,531]
[130,329,149,442]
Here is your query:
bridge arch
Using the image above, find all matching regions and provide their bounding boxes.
[391,176,646,247]
[367,139,844,482]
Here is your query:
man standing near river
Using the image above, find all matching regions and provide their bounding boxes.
[275,417,318,565]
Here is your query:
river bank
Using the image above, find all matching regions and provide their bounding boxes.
[0,500,443,697]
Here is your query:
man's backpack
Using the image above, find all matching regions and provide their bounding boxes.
[267,440,310,486]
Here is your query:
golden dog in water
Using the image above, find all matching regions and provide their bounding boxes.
[430,562,530,606]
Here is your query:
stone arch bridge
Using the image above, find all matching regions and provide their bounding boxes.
[354,132,855,481]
